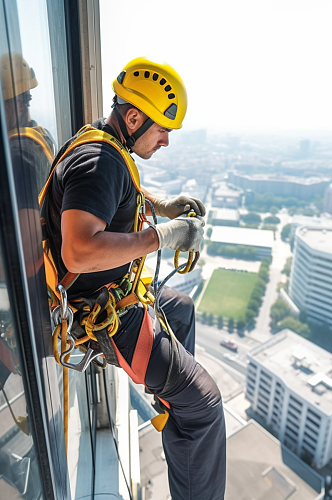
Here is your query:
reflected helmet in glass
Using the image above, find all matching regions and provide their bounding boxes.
[0,53,38,100]
[112,57,187,129]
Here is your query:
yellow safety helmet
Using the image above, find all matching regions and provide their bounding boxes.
[112,57,187,130]
[0,53,38,101]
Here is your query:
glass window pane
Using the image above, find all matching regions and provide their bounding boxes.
[0,236,44,500]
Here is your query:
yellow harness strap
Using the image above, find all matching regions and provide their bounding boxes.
[10,126,54,164]
[39,125,141,206]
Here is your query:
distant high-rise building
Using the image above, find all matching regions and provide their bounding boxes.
[324,184,332,214]
[289,227,332,326]
[246,330,332,469]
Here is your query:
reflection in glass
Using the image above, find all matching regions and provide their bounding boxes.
[0,239,44,499]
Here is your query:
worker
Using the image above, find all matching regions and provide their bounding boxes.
[1,52,56,277]
[44,57,226,500]
[1,52,56,194]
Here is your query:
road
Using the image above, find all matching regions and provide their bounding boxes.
[249,212,292,341]
[196,321,260,376]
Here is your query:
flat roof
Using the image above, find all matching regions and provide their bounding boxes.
[297,227,332,255]
[226,421,323,500]
[231,171,330,185]
[249,330,332,414]
[211,226,274,248]
[211,208,239,221]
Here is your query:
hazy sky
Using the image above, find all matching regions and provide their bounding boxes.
[100,0,332,134]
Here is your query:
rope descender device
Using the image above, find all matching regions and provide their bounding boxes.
[174,210,200,274]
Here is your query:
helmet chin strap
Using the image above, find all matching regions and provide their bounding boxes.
[113,103,154,151]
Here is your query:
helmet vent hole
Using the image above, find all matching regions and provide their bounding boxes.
[168,93,175,99]
[165,85,171,92]
[134,71,139,77]
[153,73,159,81]
[144,71,150,78]
[159,78,166,85]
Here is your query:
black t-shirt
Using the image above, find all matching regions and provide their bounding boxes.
[47,118,137,298]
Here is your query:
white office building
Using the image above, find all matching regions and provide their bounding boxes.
[246,330,332,469]
[289,226,332,326]
[210,226,274,259]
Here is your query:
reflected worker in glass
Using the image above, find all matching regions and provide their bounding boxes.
[1,53,56,278]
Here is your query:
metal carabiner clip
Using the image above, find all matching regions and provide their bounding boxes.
[60,343,103,372]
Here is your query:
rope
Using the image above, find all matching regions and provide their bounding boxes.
[80,292,119,341]
[52,320,70,455]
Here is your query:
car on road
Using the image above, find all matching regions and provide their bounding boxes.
[223,353,237,361]
[220,339,238,352]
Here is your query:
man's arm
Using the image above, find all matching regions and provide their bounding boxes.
[61,209,158,273]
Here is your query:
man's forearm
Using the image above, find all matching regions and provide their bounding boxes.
[62,226,159,273]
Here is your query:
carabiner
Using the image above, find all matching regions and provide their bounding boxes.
[60,343,103,372]
[58,284,68,320]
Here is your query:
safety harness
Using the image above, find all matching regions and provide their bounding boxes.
[39,125,187,452]
[9,125,55,164]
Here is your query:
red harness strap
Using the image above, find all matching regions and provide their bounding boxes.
[110,308,170,410]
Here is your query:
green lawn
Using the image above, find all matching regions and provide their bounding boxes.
[198,269,257,319]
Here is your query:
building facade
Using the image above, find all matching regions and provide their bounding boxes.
[228,171,331,199]
[246,330,332,469]
[289,227,332,326]
[210,226,274,259]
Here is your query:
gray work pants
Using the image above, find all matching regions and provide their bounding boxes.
[114,287,226,500]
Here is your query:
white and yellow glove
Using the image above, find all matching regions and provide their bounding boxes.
[152,214,205,252]
[153,195,206,219]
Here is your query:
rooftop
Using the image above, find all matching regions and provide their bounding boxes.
[230,171,331,185]
[249,329,332,415]
[211,226,274,248]
[211,208,240,221]
[297,226,332,256]
[226,420,323,500]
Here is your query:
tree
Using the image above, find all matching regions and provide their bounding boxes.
[258,267,269,283]
[248,299,260,313]
[254,278,267,293]
[263,215,281,224]
[237,318,245,331]
[208,313,214,326]
[281,223,291,241]
[251,289,263,304]
[282,257,292,277]
[217,316,224,329]
[242,212,261,223]
[206,227,212,238]
[270,300,291,323]
[202,311,207,324]
[228,317,234,332]
[245,309,256,323]
[277,317,311,337]
[261,258,271,268]
[269,206,279,215]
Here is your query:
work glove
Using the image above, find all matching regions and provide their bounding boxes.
[153,214,205,252]
[153,195,206,219]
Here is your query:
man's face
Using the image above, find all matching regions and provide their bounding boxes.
[132,122,171,159]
